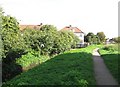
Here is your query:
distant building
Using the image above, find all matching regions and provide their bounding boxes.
[105,38,115,44]
[19,23,43,30]
[109,39,115,44]
[61,25,84,45]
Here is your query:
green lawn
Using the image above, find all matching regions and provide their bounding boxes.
[99,44,119,84]
[3,45,102,86]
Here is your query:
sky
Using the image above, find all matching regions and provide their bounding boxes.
[0,0,119,38]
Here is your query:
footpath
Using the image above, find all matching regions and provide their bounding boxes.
[92,48,118,85]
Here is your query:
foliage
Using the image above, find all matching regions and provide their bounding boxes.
[1,14,28,82]
[39,25,58,55]
[58,31,73,51]
[97,32,106,43]
[68,31,80,48]
[16,50,50,70]
[3,32,27,56]
[1,14,80,57]
[0,7,3,60]
[102,44,118,52]
[21,29,41,52]
[2,15,19,34]
[112,37,120,43]
[84,32,100,44]
[99,44,119,84]
[5,45,99,85]
[52,30,80,54]
[22,25,80,55]
[1,15,27,59]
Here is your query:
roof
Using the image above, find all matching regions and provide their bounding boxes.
[19,24,42,30]
[61,25,84,33]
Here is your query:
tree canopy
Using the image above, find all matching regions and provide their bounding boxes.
[113,37,120,43]
[97,32,106,43]
[84,32,105,44]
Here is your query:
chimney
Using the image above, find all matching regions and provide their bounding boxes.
[40,23,42,26]
[38,23,43,26]
[69,25,72,27]
[66,25,72,28]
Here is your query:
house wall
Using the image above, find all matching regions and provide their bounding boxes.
[74,32,84,44]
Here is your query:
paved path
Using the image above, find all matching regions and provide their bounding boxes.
[92,48,118,85]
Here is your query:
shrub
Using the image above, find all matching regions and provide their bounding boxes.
[55,31,79,52]
[103,44,118,52]
[16,50,50,70]
[113,37,120,43]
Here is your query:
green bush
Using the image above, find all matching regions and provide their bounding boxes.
[16,50,50,70]
[1,15,28,59]
[22,25,80,55]
[85,32,100,44]
[52,31,72,54]
[113,37,120,43]
[102,44,118,52]
[54,31,80,53]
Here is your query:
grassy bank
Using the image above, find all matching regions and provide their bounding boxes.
[3,45,102,86]
[99,44,119,84]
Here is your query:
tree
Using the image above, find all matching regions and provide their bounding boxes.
[21,24,80,55]
[1,13,28,82]
[51,30,80,54]
[92,35,100,44]
[58,31,72,51]
[22,28,41,51]
[113,37,120,43]
[97,32,106,43]
[39,25,58,55]
[84,32,101,44]
[85,32,94,44]
[0,7,3,59]
[2,15,19,34]
[68,31,80,48]
[1,15,27,59]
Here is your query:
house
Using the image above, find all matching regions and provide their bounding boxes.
[109,38,115,44]
[61,25,85,46]
[19,23,43,30]
[105,38,110,44]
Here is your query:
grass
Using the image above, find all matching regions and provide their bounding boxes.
[3,45,102,86]
[99,44,119,84]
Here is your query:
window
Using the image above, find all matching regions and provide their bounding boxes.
[80,33,82,37]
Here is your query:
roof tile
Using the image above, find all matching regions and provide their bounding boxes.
[61,26,83,33]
